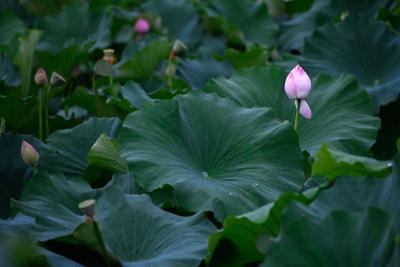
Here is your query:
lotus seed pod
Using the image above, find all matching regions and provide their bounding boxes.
[134,18,150,34]
[102,49,116,65]
[21,140,39,166]
[78,199,96,219]
[284,64,312,100]
[34,68,48,86]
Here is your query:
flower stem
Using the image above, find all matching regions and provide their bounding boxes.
[44,85,51,139]
[38,90,43,140]
[109,75,113,88]
[92,74,100,116]
[294,99,300,131]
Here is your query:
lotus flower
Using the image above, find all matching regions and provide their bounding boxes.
[134,18,150,34]
[21,140,39,166]
[34,68,48,86]
[285,65,312,119]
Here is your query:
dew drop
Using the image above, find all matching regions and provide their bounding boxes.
[229,192,233,196]
[202,171,209,178]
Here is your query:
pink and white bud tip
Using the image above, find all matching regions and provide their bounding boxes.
[21,140,39,166]
[134,18,150,34]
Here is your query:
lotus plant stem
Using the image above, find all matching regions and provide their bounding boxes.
[294,99,300,130]
[92,74,100,116]
[38,90,43,140]
[109,75,113,88]
[44,85,52,139]
[92,222,112,267]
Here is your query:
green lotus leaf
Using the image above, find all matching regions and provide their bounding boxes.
[262,208,395,267]
[143,0,202,46]
[177,57,233,89]
[42,118,121,177]
[36,4,111,54]
[119,91,304,220]
[207,0,278,46]
[0,54,20,87]
[313,144,392,180]
[0,11,25,47]
[119,81,154,109]
[87,133,127,174]
[14,171,215,267]
[221,45,268,69]
[302,15,400,109]
[206,191,316,267]
[118,40,171,81]
[204,66,380,156]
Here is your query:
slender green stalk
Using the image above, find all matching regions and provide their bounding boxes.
[294,99,300,131]
[92,221,112,267]
[92,74,100,115]
[109,75,113,88]
[38,90,43,140]
[44,85,51,139]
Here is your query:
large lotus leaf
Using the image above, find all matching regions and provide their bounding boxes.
[36,4,111,54]
[0,11,25,47]
[206,191,316,267]
[42,117,121,177]
[302,15,400,109]
[177,57,233,90]
[278,0,332,52]
[14,171,215,267]
[97,191,215,266]
[312,144,392,180]
[262,208,395,267]
[0,54,20,87]
[118,40,171,81]
[0,133,41,219]
[287,153,400,231]
[204,66,379,156]
[143,0,202,46]
[207,0,278,46]
[119,92,304,220]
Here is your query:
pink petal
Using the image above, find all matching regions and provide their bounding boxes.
[284,72,298,99]
[299,100,312,119]
[291,65,311,99]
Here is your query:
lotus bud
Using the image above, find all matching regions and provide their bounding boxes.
[50,72,66,87]
[21,140,39,166]
[134,18,150,34]
[34,68,48,86]
[299,100,312,119]
[78,199,96,220]
[102,49,116,65]
[172,40,187,55]
[284,64,311,100]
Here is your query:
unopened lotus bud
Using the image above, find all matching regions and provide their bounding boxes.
[284,64,311,100]
[34,68,48,86]
[78,199,96,219]
[172,40,187,55]
[134,18,150,34]
[102,49,116,65]
[50,72,66,87]
[21,140,39,166]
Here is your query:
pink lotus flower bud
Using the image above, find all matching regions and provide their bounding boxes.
[21,140,39,166]
[34,68,48,86]
[134,18,150,34]
[284,65,311,100]
[299,100,312,119]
